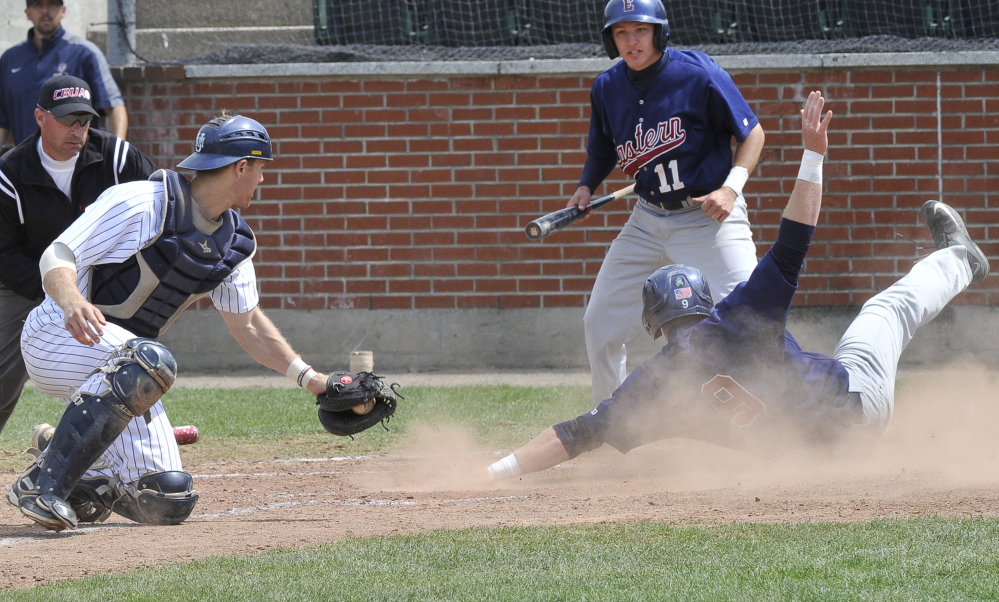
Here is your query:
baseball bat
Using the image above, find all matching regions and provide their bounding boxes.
[525,184,636,241]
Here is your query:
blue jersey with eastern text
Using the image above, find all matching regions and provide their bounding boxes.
[587,49,758,206]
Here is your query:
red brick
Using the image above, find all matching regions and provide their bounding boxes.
[457,296,499,308]
[344,155,387,169]
[344,124,386,138]
[342,94,386,109]
[499,295,541,308]
[347,281,388,294]
[543,294,586,307]
[455,138,500,152]
[346,248,389,262]
[458,263,499,276]
[388,154,430,169]
[432,153,474,167]
[371,296,413,310]
[370,263,414,279]
[363,109,408,123]
[434,279,474,293]
[415,296,457,309]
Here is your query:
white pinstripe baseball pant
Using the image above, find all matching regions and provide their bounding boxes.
[20,310,182,485]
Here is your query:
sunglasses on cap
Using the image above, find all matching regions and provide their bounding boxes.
[37,107,93,128]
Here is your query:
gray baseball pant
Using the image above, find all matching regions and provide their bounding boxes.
[0,286,41,433]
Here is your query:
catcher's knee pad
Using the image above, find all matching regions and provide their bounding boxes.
[110,471,198,525]
[104,338,178,418]
[552,416,603,460]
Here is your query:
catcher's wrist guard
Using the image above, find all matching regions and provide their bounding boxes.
[315,371,403,437]
[286,357,317,387]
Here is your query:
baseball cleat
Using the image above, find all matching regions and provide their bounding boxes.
[6,461,78,531]
[922,200,990,282]
[30,423,54,453]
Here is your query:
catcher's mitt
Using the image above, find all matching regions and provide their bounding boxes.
[316,371,402,437]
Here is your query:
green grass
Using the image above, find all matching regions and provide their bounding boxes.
[3,384,996,601]
[3,519,999,601]
[0,384,594,471]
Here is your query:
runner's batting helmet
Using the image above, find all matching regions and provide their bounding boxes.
[601,0,670,59]
[178,114,273,171]
[642,264,713,340]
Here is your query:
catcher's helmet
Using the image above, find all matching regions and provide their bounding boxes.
[642,264,713,340]
[177,114,273,171]
[601,0,670,59]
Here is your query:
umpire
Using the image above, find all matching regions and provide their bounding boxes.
[0,74,154,433]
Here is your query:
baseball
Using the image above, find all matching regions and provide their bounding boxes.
[351,400,376,415]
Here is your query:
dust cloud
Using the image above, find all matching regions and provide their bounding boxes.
[362,367,999,498]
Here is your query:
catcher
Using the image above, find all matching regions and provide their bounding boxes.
[6,114,398,532]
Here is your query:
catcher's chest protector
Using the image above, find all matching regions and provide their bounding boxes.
[90,169,256,338]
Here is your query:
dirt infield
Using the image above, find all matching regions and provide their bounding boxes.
[2,367,998,590]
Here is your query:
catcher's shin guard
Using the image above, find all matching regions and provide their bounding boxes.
[11,339,177,530]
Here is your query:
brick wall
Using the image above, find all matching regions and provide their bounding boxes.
[115,61,999,316]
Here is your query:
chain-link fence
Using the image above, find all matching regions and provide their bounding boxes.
[111,0,999,64]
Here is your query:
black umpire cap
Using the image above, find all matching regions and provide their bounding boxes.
[36,74,99,118]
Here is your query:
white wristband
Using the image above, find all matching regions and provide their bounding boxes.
[722,165,749,197]
[797,150,824,184]
[285,358,316,387]
[487,453,522,480]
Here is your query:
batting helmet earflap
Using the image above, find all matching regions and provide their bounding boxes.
[177,114,273,171]
[642,264,713,340]
[601,0,670,59]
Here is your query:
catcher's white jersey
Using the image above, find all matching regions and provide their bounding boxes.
[20,180,259,483]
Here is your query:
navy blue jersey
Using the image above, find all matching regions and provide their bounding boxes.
[585,49,758,207]
[580,226,855,454]
[0,27,123,144]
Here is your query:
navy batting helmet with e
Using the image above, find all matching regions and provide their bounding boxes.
[601,0,670,59]
[642,264,713,340]
[177,114,273,171]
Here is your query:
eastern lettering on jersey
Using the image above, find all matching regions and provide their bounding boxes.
[52,86,91,102]
[616,117,686,177]
[673,287,692,300]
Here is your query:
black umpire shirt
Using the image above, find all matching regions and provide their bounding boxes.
[0,128,156,301]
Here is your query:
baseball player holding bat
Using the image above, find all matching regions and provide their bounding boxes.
[571,0,764,404]
[489,91,990,481]
[5,114,367,531]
